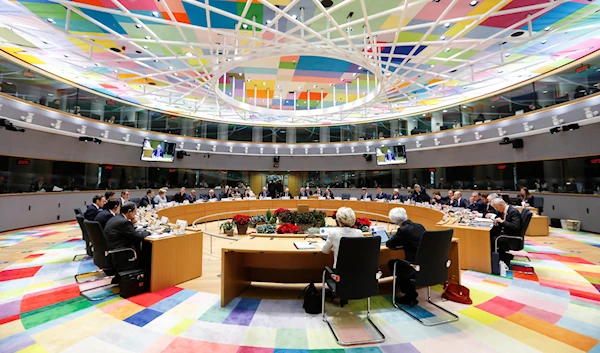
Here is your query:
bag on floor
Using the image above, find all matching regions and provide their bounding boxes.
[301,282,322,314]
[119,269,150,298]
[442,275,472,305]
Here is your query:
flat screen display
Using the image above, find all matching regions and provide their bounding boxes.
[376,145,407,165]
[141,138,176,162]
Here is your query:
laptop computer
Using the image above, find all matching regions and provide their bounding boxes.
[370,226,389,244]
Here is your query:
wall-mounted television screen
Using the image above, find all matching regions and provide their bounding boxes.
[376,145,407,165]
[141,138,176,162]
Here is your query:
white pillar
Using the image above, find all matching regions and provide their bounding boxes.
[407,118,417,135]
[218,123,228,140]
[286,128,296,143]
[252,126,262,142]
[431,112,443,132]
[320,126,330,143]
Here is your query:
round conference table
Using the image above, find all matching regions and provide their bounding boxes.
[155,199,493,306]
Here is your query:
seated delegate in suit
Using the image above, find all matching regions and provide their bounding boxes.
[104,202,151,271]
[323,188,334,199]
[84,194,106,221]
[375,188,387,200]
[410,184,430,203]
[384,149,396,161]
[298,187,309,198]
[208,189,220,200]
[517,187,534,206]
[94,199,121,229]
[314,187,323,197]
[152,144,164,158]
[490,198,522,265]
[258,187,270,199]
[467,192,486,213]
[321,207,363,269]
[120,190,130,206]
[153,189,168,204]
[386,207,426,307]
[187,189,198,202]
[30,176,49,192]
[232,187,242,198]
[430,190,443,205]
[359,188,372,200]
[139,189,155,207]
[390,188,403,201]
[244,187,255,198]
[173,187,187,203]
[443,189,455,206]
[451,191,469,208]
[281,188,293,198]
[220,186,231,199]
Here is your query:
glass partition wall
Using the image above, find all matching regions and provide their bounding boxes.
[1,54,600,143]
[1,155,598,195]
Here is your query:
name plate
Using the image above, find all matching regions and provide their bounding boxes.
[334,197,342,200]
[280,196,290,200]
[300,197,308,200]
[349,197,358,201]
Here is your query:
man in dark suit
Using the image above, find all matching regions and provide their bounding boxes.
[30,176,49,192]
[359,187,372,200]
[442,190,455,205]
[298,187,309,198]
[281,188,293,198]
[391,189,403,201]
[258,187,270,198]
[187,189,198,202]
[490,198,522,265]
[386,207,426,306]
[314,187,323,197]
[173,187,187,203]
[84,195,106,221]
[468,192,486,213]
[323,188,334,199]
[452,191,469,208]
[139,189,154,207]
[94,199,121,229]
[208,189,220,200]
[104,202,150,271]
[375,188,388,200]
[103,191,116,210]
[220,186,230,199]
[410,184,430,203]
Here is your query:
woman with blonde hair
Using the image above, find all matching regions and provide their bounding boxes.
[153,188,167,204]
[321,207,363,268]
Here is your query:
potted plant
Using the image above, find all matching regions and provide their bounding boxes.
[220,221,235,236]
[232,214,251,235]
[354,217,372,233]
[311,210,326,227]
[277,223,301,234]
[278,210,296,224]
[296,212,317,233]
[256,224,277,234]
[274,208,289,223]
[252,214,268,227]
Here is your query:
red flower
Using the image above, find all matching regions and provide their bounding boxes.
[354,217,372,228]
[274,208,289,217]
[277,223,300,234]
[232,214,251,225]
[332,210,337,218]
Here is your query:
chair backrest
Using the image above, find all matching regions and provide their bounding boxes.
[413,230,454,287]
[83,220,113,271]
[520,209,533,238]
[75,214,88,240]
[166,195,174,202]
[531,196,544,209]
[130,198,141,206]
[74,208,82,215]
[335,236,381,299]
[341,193,351,200]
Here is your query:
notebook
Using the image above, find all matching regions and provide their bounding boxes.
[294,241,316,250]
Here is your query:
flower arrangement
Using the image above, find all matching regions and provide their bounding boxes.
[296,212,317,225]
[274,208,289,217]
[232,214,251,225]
[354,217,372,233]
[220,221,235,231]
[277,223,300,234]
[256,224,277,234]
[311,210,326,227]
[251,214,268,226]
[279,210,296,224]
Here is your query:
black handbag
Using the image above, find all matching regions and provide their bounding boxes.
[119,269,150,298]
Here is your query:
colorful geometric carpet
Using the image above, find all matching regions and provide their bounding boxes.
[549,228,600,249]
[1,230,600,352]
[0,222,79,249]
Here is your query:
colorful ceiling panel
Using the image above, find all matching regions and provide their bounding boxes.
[0,0,598,125]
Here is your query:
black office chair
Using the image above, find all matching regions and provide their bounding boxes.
[321,236,385,346]
[166,195,174,202]
[74,208,82,215]
[73,214,92,261]
[495,208,533,262]
[75,220,139,301]
[130,197,141,206]
[531,197,544,214]
[341,193,351,200]
[392,229,458,326]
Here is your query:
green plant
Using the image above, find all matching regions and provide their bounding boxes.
[219,221,234,231]
[269,217,277,225]
[361,225,370,233]
[279,211,296,224]
[307,227,321,235]
[266,209,273,221]
[256,224,277,234]
[296,212,317,225]
[252,214,268,224]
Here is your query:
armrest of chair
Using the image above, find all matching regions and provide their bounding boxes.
[323,266,339,282]
[393,258,420,272]
[106,247,138,262]
[494,235,523,251]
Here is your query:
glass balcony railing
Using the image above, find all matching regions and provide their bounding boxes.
[1,53,599,143]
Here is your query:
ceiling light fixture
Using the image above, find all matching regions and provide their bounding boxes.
[145,36,151,40]
[292,14,298,19]
[541,40,547,44]
[544,26,551,31]
[444,48,451,52]
[46,18,55,23]
[469,0,478,6]
[358,66,363,70]
[242,24,248,29]
[168,66,173,70]
[142,45,148,49]
[444,23,451,28]
[185,52,193,57]
[135,24,142,28]
[151,11,159,17]
[440,35,446,40]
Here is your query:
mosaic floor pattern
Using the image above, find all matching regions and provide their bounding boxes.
[0,225,599,353]
[0,222,79,249]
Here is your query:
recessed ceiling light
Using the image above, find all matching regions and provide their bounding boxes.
[298,86,302,89]
[544,26,551,31]
[145,36,151,40]
[94,63,100,66]
[385,72,392,76]
[444,23,451,28]
[313,85,317,88]
[505,53,511,57]
[469,0,478,6]
[151,11,159,17]
[168,66,173,70]
[543,90,548,94]
[498,70,503,73]
[135,24,142,28]
[330,83,334,86]
[173,73,178,76]
[154,59,158,62]
[341,78,345,81]
[358,66,363,70]
[443,109,448,112]
[263,82,266,85]
[440,35,446,40]
[292,14,298,19]
[185,52,193,57]
[239,73,242,76]
[142,45,149,49]
[46,18,55,23]
[353,73,358,76]
[276,85,281,88]
[247,79,251,82]
[266,20,271,24]
[430,64,435,67]
[242,24,248,29]
[444,48,451,52]
[541,39,547,44]
[462,105,467,108]
[64,54,69,57]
